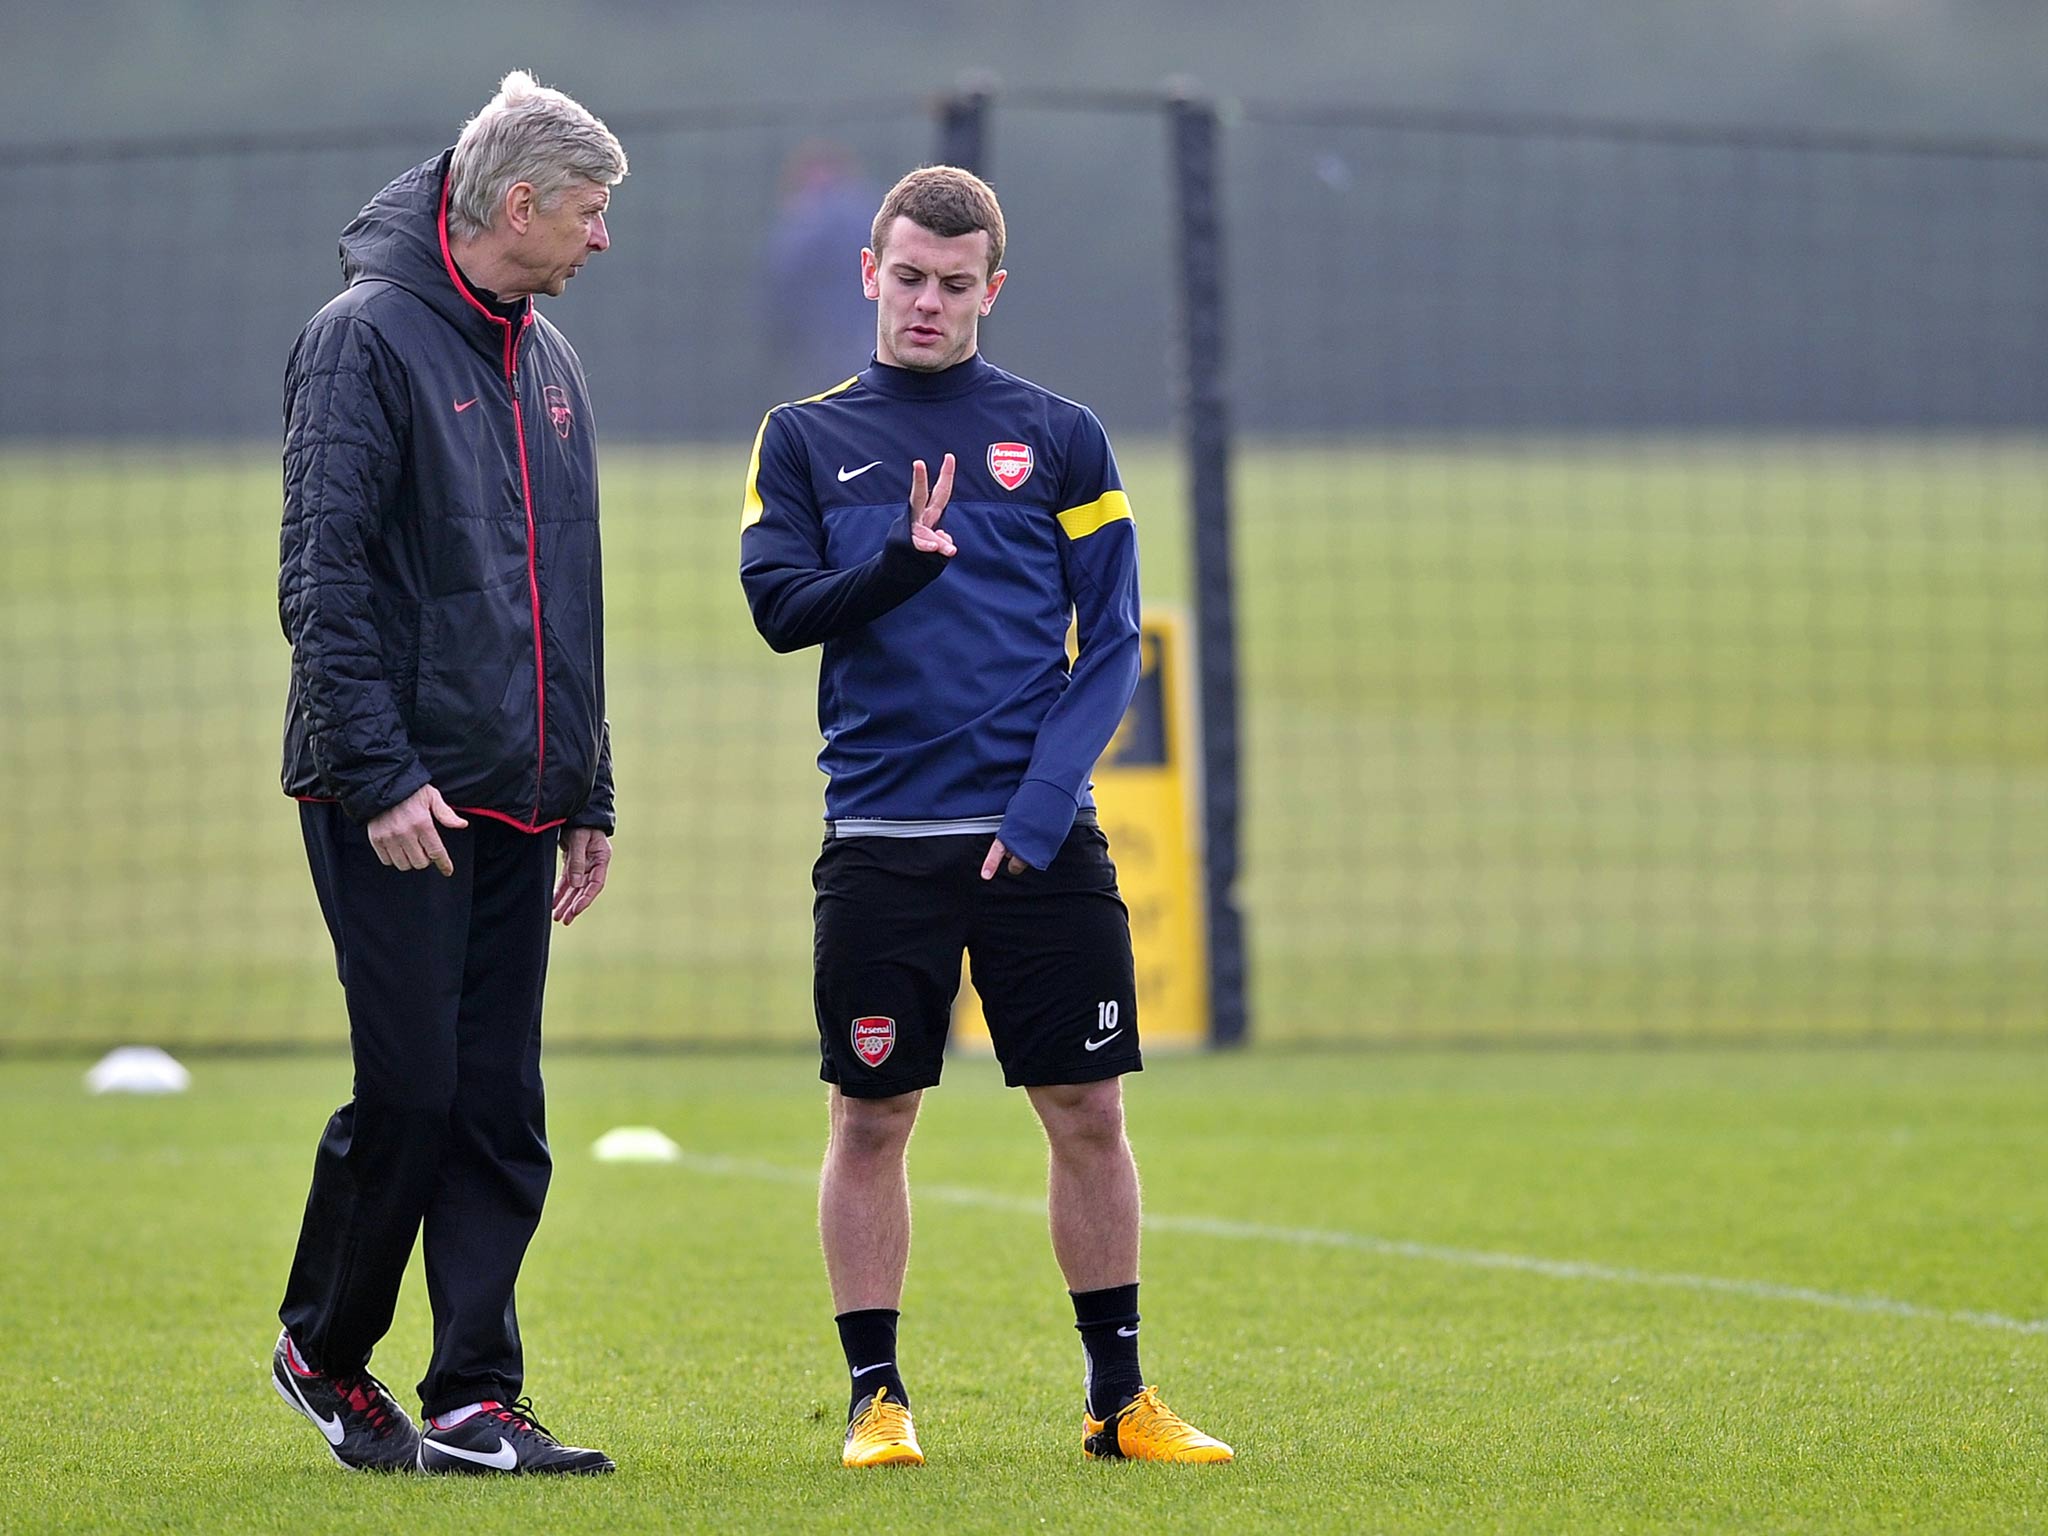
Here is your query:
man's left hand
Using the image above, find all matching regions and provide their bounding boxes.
[980,837,1028,880]
[554,828,612,925]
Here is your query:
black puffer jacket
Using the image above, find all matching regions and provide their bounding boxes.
[280,151,613,833]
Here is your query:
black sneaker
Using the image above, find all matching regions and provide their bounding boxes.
[418,1398,615,1475]
[270,1329,421,1471]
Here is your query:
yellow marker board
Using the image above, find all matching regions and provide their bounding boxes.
[953,611,1210,1051]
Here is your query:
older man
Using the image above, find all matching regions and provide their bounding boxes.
[271,70,624,1475]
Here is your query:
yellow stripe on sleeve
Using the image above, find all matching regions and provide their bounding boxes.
[740,375,862,532]
[1055,489,1133,541]
[740,410,774,530]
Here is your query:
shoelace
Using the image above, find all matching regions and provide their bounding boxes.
[849,1387,911,1437]
[489,1396,558,1443]
[1120,1388,1212,1450]
[333,1371,398,1437]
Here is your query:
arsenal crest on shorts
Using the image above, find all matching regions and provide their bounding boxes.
[851,1015,897,1068]
[987,441,1034,491]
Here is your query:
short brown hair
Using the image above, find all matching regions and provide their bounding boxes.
[870,165,1006,276]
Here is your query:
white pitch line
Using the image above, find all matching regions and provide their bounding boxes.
[665,1150,2048,1338]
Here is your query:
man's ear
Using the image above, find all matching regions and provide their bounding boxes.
[980,269,1008,316]
[504,181,537,236]
[861,247,881,301]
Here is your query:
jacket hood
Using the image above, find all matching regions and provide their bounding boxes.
[338,149,527,365]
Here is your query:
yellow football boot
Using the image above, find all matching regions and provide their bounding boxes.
[1084,1386,1233,1463]
[842,1387,925,1468]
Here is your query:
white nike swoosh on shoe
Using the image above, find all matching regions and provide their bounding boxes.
[1083,1031,1124,1051]
[851,1361,893,1378]
[837,461,883,482]
[278,1367,345,1444]
[426,1435,519,1470]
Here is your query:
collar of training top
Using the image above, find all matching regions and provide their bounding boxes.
[858,352,995,402]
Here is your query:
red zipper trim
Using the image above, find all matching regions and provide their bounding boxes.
[293,794,564,835]
[437,174,510,336]
[460,805,568,834]
[511,356,547,828]
[438,174,547,827]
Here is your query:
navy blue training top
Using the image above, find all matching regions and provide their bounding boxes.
[739,352,1141,870]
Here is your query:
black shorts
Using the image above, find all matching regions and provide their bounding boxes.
[812,822,1142,1097]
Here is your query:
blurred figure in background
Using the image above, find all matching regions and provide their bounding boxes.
[763,139,879,396]
[272,69,624,1477]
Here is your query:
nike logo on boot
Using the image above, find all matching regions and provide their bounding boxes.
[425,1435,519,1470]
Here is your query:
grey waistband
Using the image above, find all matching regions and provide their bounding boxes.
[827,808,1097,840]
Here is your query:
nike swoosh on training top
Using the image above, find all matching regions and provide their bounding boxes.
[283,1374,345,1444]
[851,1361,893,1378]
[454,397,479,413]
[426,1436,519,1470]
[837,461,882,482]
[1083,1031,1124,1052]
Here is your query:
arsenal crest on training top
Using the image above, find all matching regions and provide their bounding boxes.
[545,384,574,440]
[987,441,1034,491]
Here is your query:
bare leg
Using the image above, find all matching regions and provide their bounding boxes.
[1028,1080,1232,1460]
[1027,1079,1140,1290]
[819,1087,922,1311]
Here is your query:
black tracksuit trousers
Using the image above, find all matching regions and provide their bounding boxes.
[279,802,557,1417]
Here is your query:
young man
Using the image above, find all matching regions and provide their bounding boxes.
[272,71,624,1475]
[740,165,1232,1468]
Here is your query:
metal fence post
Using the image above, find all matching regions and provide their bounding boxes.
[936,76,994,173]
[1167,87,1248,1047]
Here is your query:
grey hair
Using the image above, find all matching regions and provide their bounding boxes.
[446,70,627,240]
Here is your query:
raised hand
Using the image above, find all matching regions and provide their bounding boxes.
[909,453,957,558]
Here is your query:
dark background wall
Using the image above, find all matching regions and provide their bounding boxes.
[11,1,2048,146]
[4,2,2045,440]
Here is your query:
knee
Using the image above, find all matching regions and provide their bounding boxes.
[1035,1081,1127,1153]
[351,1096,456,1152]
[328,1093,455,1177]
[354,1059,459,1125]
[828,1090,919,1165]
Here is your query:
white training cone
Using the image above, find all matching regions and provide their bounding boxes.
[85,1046,191,1096]
[592,1125,681,1163]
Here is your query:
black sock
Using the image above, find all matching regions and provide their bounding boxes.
[835,1308,909,1419]
[1072,1283,1143,1419]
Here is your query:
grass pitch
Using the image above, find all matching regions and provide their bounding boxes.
[1,436,2041,1530]
[2,1046,2044,1533]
